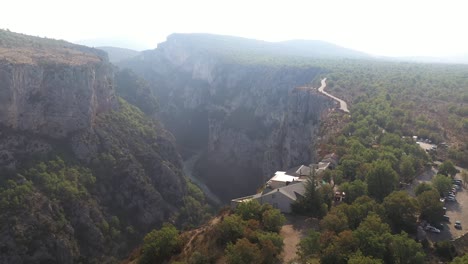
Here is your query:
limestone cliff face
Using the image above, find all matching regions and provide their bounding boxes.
[0,31,206,264]
[0,53,117,138]
[120,34,333,201]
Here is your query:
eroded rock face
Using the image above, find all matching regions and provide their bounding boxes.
[120,35,333,201]
[0,32,194,263]
[0,61,117,138]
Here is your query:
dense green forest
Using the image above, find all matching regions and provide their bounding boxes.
[127,56,468,263]
[293,59,468,263]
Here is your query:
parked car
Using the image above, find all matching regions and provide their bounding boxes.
[453,180,462,185]
[446,197,456,202]
[455,221,462,230]
[425,226,441,233]
[453,185,461,190]
[443,215,450,221]
[440,198,446,203]
[443,207,447,212]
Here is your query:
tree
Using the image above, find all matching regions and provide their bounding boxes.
[292,174,327,218]
[235,200,262,221]
[338,196,384,229]
[261,208,286,232]
[339,159,361,180]
[339,179,367,203]
[414,182,434,196]
[417,190,444,224]
[435,241,457,261]
[383,191,419,233]
[366,160,399,202]
[320,230,359,264]
[389,232,425,264]
[320,210,349,234]
[216,214,245,244]
[225,238,263,264]
[438,160,458,177]
[298,230,321,260]
[354,213,392,260]
[320,184,334,210]
[139,223,181,264]
[461,170,468,188]
[451,253,468,264]
[258,232,284,263]
[348,251,383,264]
[399,156,416,183]
[432,174,452,196]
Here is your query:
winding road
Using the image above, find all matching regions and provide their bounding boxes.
[317,78,350,113]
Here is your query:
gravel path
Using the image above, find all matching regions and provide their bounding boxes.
[280,215,317,263]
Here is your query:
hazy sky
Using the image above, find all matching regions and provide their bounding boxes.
[2,0,468,57]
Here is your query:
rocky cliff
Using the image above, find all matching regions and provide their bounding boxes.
[120,34,333,201]
[0,30,117,138]
[0,30,209,264]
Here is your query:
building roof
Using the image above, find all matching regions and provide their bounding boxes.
[295,165,311,176]
[285,165,311,177]
[263,181,306,200]
[278,181,306,200]
[318,161,330,170]
[268,171,299,183]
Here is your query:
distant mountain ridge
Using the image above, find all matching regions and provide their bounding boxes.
[157,33,371,61]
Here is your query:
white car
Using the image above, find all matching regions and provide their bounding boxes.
[425,226,441,233]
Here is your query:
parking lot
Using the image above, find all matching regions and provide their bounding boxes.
[410,167,467,241]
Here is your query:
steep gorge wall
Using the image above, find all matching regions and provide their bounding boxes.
[0,32,201,263]
[121,38,333,201]
[0,59,117,138]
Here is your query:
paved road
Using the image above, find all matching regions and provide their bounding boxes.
[317,78,350,113]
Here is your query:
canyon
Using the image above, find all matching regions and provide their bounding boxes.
[119,34,335,201]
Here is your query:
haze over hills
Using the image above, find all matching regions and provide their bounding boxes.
[153,33,371,60]
[97,46,140,63]
[89,33,468,64]
[75,37,152,51]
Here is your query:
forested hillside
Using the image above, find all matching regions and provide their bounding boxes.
[322,60,468,166]
[0,30,211,263]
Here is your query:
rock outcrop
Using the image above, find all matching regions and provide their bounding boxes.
[0,30,117,138]
[120,34,333,201]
